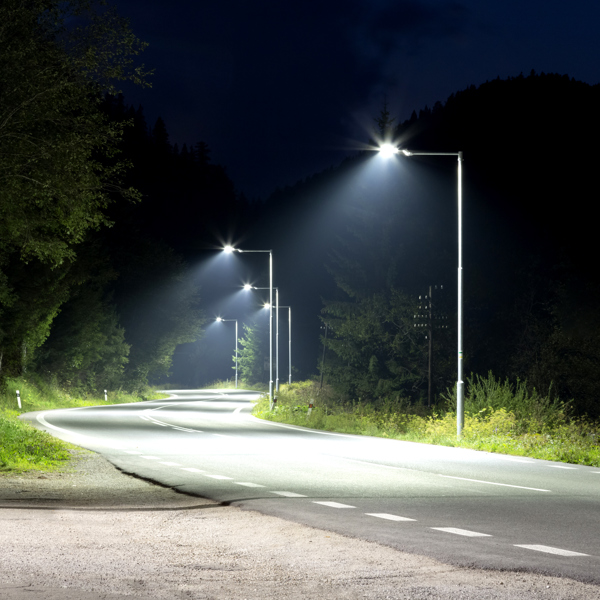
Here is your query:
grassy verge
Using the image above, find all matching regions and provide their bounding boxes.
[0,375,166,473]
[253,377,600,467]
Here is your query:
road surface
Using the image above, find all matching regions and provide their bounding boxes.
[23,388,600,584]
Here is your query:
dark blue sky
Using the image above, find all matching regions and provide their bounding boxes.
[116,0,600,199]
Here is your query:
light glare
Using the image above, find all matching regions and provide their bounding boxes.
[223,245,235,253]
[379,143,398,158]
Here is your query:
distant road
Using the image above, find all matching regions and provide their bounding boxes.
[23,389,600,584]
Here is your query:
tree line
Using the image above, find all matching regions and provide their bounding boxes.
[0,0,246,392]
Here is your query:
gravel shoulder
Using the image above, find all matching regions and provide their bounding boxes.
[1,450,599,600]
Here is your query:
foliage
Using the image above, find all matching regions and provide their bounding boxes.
[0,375,166,472]
[442,371,569,431]
[236,319,269,385]
[0,0,150,384]
[110,239,206,390]
[322,290,428,402]
[33,283,129,392]
[0,0,149,268]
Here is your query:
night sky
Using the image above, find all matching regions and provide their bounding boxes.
[109,0,600,385]
[115,0,600,200]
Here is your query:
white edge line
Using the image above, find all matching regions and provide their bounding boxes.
[36,412,92,440]
[249,414,357,438]
[440,474,551,492]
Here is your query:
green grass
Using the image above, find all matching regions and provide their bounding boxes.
[0,375,167,473]
[252,377,600,467]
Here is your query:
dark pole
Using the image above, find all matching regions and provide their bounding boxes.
[320,322,328,390]
[428,285,433,408]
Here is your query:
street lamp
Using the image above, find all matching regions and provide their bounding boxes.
[380,146,464,436]
[279,305,292,384]
[244,285,284,391]
[216,317,238,389]
[225,246,274,406]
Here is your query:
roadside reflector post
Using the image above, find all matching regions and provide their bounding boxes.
[308,400,314,416]
[16,390,21,409]
[104,389,108,402]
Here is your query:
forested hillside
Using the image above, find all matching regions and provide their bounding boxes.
[254,72,600,416]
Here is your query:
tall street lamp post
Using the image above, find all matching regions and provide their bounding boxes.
[379,145,464,436]
[279,305,292,384]
[225,246,273,406]
[216,317,238,389]
[244,285,285,391]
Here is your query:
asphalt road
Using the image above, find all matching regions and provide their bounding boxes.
[22,389,600,584]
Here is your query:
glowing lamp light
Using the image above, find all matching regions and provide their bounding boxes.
[216,317,223,322]
[243,283,253,290]
[223,245,235,253]
[379,143,398,158]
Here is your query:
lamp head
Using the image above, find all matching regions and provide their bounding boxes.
[378,143,398,158]
[243,284,253,291]
[216,317,223,322]
[223,245,236,253]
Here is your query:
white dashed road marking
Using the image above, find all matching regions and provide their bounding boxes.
[440,475,551,492]
[181,468,204,473]
[140,456,160,459]
[313,501,356,509]
[271,491,307,497]
[366,513,416,522]
[515,545,589,557]
[160,461,181,466]
[547,465,577,469]
[203,474,233,480]
[432,527,492,537]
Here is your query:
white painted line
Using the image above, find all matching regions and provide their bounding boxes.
[515,544,589,557]
[140,456,160,460]
[432,527,491,537]
[593,472,600,474]
[234,482,266,488]
[203,474,233,480]
[366,513,416,522]
[124,451,142,454]
[440,475,551,492]
[271,491,307,498]
[313,501,356,509]
[493,456,535,463]
[233,407,244,415]
[547,465,577,470]
[160,461,181,466]
[181,468,204,473]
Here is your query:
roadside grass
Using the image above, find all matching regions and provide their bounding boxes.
[0,375,167,473]
[253,376,600,467]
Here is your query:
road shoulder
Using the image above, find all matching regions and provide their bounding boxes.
[1,451,598,599]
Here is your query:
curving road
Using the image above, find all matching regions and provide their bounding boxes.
[22,389,600,584]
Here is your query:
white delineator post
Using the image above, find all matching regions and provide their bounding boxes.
[104,389,108,402]
[16,390,21,409]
